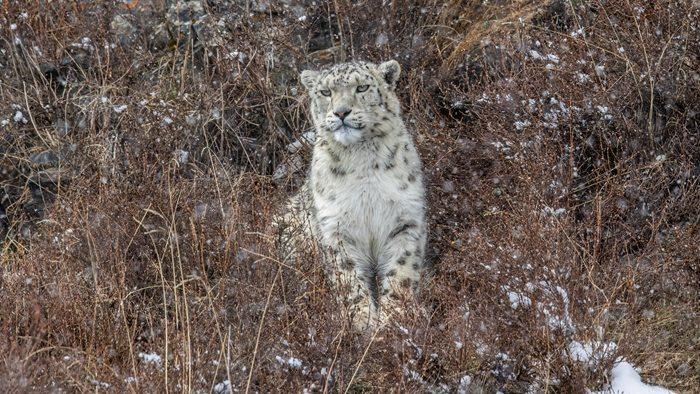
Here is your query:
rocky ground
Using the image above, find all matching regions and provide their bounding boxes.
[1,0,698,392]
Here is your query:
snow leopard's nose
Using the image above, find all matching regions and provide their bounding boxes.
[333,107,352,120]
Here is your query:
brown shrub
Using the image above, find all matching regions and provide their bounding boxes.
[1,0,697,392]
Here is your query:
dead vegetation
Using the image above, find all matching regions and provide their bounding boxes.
[0,0,698,392]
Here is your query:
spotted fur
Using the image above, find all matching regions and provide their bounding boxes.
[283,60,427,329]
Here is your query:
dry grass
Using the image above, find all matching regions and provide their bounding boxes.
[1,0,698,392]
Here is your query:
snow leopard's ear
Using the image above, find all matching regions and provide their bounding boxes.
[378,60,401,90]
[300,70,319,90]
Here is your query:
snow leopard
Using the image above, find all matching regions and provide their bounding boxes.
[278,60,427,329]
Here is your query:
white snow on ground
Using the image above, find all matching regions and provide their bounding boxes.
[13,110,27,124]
[543,284,574,332]
[275,356,302,368]
[90,379,110,388]
[542,206,567,217]
[286,131,316,153]
[568,341,617,368]
[505,287,532,309]
[546,54,560,63]
[457,375,472,394]
[514,120,531,131]
[138,352,162,366]
[501,280,574,333]
[213,379,231,394]
[529,50,544,60]
[589,361,675,394]
[273,131,316,181]
[568,340,674,393]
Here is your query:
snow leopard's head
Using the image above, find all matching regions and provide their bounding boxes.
[300,60,401,146]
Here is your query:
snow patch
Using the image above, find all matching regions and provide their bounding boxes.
[514,120,531,131]
[590,361,674,394]
[138,352,162,366]
[213,379,232,393]
[542,206,567,217]
[275,355,302,368]
[568,341,617,367]
[286,131,316,153]
[546,53,560,63]
[13,110,28,124]
[458,375,473,394]
[577,73,591,83]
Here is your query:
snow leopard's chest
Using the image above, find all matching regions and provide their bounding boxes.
[310,137,425,247]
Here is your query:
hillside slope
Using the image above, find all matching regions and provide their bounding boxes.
[1,0,698,392]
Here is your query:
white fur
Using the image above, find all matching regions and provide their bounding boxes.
[288,60,427,329]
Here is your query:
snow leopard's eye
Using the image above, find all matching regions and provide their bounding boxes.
[320,89,331,97]
[356,85,369,93]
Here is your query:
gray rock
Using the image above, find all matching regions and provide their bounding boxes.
[33,168,66,184]
[375,32,389,47]
[272,155,304,183]
[53,119,70,136]
[442,180,455,193]
[166,1,206,37]
[676,362,690,376]
[20,223,32,239]
[155,1,229,50]
[29,150,59,167]
[236,249,249,262]
[173,149,189,165]
[110,15,138,46]
[194,202,208,219]
[251,0,270,13]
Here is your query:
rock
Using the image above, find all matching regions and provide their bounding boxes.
[110,15,138,46]
[13,111,27,124]
[169,1,206,34]
[20,223,32,239]
[375,32,389,47]
[676,362,691,376]
[236,249,249,262]
[29,150,59,167]
[173,149,189,165]
[442,180,455,193]
[174,2,210,41]
[272,155,304,183]
[291,5,307,20]
[152,1,231,51]
[286,132,315,154]
[53,119,70,136]
[149,24,171,51]
[32,168,66,184]
[251,0,270,13]
[194,203,208,219]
